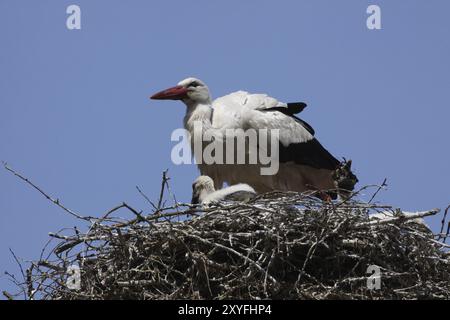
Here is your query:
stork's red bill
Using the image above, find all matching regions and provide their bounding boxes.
[150,77,358,199]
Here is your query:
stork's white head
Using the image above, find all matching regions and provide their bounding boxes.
[191,175,215,204]
[151,77,212,106]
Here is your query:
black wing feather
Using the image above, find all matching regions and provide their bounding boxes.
[261,103,338,170]
[285,102,307,114]
[279,138,340,170]
[262,102,314,135]
[290,115,315,135]
[264,102,307,116]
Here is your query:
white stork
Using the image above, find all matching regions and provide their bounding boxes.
[191,175,256,205]
[151,77,357,199]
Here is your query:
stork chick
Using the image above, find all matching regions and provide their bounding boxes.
[191,176,256,205]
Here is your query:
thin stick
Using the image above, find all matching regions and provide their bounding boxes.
[368,178,387,204]
[3,162,89,221]
[438,205,450,242]
[2,291,14,300]
[136,185,157,210]
[156,170,169,210]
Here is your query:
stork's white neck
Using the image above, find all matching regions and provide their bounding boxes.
[182,100,215,165]
[183,102,213,134]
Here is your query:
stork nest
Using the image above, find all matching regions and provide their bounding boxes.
[5,185,449,301]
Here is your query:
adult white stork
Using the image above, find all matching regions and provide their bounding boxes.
[151,77,357,199]
[191,175,256,204]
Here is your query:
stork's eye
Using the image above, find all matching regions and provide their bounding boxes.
[188,81,200,88]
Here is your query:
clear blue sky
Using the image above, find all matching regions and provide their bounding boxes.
[1,0,449,297]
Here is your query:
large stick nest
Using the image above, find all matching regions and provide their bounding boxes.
[9,186,450,300]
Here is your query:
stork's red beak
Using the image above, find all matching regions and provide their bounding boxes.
[150,85,188,100]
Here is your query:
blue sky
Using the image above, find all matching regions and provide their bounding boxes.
[1,0,449,297]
